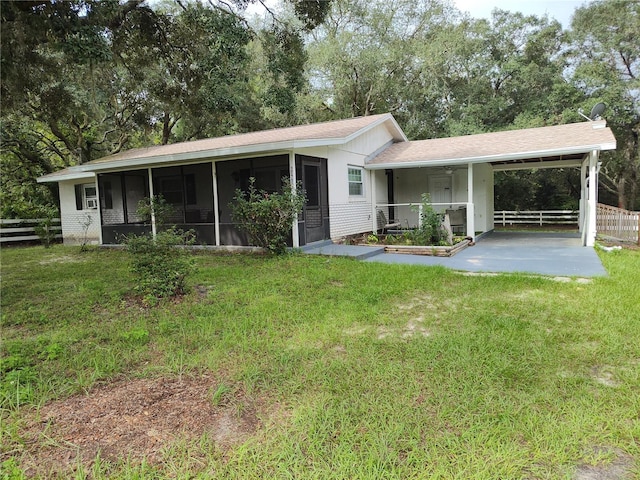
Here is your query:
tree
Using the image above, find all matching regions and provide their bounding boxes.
[568,0,640,209]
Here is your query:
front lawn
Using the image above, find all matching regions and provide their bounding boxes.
[1,246,639,479]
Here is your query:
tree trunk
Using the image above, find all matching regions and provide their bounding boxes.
[617,176,627,210]
[162,112,171,145]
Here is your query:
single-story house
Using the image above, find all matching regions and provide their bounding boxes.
[38,113,616,248]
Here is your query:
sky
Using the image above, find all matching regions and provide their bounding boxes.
[452,0,592,27]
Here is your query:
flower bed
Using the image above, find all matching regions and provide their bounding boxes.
[344,233,473,257]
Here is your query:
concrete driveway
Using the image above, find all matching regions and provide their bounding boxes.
[362,231,607,277]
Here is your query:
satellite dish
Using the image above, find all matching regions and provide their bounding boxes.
[589,102,606,120]
[578,102,606,121]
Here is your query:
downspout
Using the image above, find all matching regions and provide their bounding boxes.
[289,151,299,248]
[212,161,220,246]
[147,168,156,238]
[467,163,475,241]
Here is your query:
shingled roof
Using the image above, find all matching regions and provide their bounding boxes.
[84,114,404,169]
[366,120,616,170]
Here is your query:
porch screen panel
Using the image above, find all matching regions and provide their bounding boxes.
[152,163,214,225]
[99,174,124,224]
[125,175,147,223]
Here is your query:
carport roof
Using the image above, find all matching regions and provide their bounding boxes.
[366,120,616,170]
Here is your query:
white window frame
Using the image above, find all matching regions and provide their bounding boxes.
[348,166,364,198]
[83,184,98,210]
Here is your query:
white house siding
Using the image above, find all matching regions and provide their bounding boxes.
[300,125,395,240]
[59,180,101,245]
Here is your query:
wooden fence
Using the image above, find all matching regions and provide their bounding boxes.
[596,203,639,244]
[494,210,578,227]
[0,218,62,244]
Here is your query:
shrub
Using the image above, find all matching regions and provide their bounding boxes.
[408,194,450,246]
[124,196,196,301]
[33,206,59,248]
[230,177,306,255]
[125,227,196,301]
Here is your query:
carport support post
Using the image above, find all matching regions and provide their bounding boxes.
[289,152,299,248]
[586,150,598,247]
[467,163,475,241]
[579,161,587,235]
[147,168,156,238]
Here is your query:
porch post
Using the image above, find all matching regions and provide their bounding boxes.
[147,168,156,237]
[371,170,378,232]
[586,150,599,247]
[467,162,475,241]
[212,161,220,246]
[95,174,103,245]
[289,151,300,248]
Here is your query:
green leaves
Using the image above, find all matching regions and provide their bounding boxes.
[230,177,306,254]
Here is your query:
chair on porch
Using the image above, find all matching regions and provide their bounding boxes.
[377,210,402,234]
[445,208,467,235]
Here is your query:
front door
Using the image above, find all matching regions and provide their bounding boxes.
[297,156,329,245]
[428,175,452,211]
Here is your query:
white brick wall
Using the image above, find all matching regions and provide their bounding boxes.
[61,211,101,245]
[329,202,373,239]
[59,181,101,245]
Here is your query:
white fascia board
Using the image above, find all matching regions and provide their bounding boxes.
[365,144,616,171]
[37,171,95,183]
[76,138,348,173]
[492,159,584,172]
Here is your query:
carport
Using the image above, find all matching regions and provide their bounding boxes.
[367,120,617,246]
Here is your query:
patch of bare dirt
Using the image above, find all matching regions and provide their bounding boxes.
[10,374,266,477]
[574,447,636,480]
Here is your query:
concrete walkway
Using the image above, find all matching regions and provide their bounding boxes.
[303,232,607,277]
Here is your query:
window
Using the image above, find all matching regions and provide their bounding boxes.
[348,167,364,196]
[75,183,98,210]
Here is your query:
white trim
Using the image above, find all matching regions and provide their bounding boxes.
[491,159,583,172]
[148,168,156,237]
[467,163,475,241]
[289,151,299,248]
[37,171,95,183]
[212,161,220,246]
[586,150,598,247]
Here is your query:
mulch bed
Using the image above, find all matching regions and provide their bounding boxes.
[6,374,268,477]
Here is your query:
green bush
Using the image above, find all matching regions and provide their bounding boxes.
[230,177,306,255]
[408,193,450,246]
[125,227,196,300]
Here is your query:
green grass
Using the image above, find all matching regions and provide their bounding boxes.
[1,245,639,479]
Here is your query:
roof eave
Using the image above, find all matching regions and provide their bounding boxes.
[77,138,350,172]
[365,142,616,170]
[37,171,95,183]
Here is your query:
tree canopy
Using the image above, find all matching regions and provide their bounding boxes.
[1,0,638,217]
